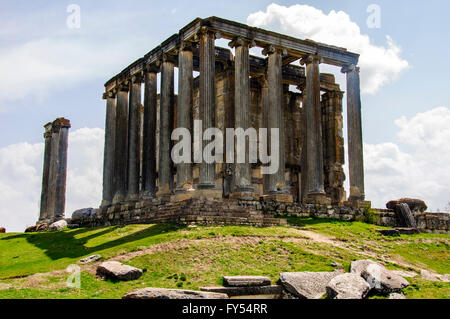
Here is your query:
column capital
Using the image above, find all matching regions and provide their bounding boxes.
[118,80,130,92]
[196,26,217,40]
[262,44,284,56]
[300,54,322,66]
[131,72,144,84]
[102,89,117,100]
[228,37,255,49]
[144,63,160,74]
[341,64,359,74]
[179,40,196,52]
[52,117,71,129]
[43,122,53,138]
[161,53,177,65]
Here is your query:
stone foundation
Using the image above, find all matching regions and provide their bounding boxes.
[75,198,449,235]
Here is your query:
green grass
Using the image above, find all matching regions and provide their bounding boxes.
[0,219,448,299]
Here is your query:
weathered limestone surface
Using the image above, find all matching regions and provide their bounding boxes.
[223,275,271,287]
[326,273,371,299]
[280,271,343,299]
[39,123,53,221]
[49,219,68,231]
[200,285,282,297]
[96,261,143,281]
[386,198,427,213]
[361,263,409,294]
[122,288,229,299]
[79,254,102,264]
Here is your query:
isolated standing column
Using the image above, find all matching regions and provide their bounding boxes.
[39,122,53,222]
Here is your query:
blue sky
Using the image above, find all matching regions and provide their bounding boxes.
[0,1,449,231]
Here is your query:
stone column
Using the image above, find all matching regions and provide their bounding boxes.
[342,65,365,200]
[142,68,158,199]
[301,55,330,205]
[39,122,53,222]
[260,75,270,195]
[113,82,129,203]
[157,55,175,197]
[175,42,194,194]
[127,75,142,201]
[46,118,71,221]
[198,27,217,190]
[101,91,116,207]
[262,45,291,202]
[229,37,254,195]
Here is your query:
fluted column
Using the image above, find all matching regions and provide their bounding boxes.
[46,118,71,220]
[176,42,194,193]
[39,122,53,222]
[342,64,365,200]
[301,55,330,205]
[101,91,116,207]
[229,37,254,194]
[142,67,158,198]
[260,75,270,195]
[198,27,216,189]
[113,82,129,203]
[262,45,288,197]
[157,55,175,196]
[127,75,142,200]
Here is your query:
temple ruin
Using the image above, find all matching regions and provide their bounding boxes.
[96,17,370,227]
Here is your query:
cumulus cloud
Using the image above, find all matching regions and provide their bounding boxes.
[247,3,409,94]
[0,36,146,112]
[364,107,450,211]
[0,128,104,232]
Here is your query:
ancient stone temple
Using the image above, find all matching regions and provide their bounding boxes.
[38,117,71,223]
[96,17,369,227]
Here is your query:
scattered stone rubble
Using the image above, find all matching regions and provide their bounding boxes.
[96,261,143,281]
[79,254,102,264]
[123,288,228,299]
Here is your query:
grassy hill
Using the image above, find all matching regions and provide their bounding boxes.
[0,218,448,299]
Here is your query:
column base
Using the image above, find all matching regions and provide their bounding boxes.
[171,188,196,202]
[263,193,293,203]
[156,184,172,197]
[191,189,223,200]
[141,191,156,200]
[344,200,371,209]
[126,194,140,202]
[304,193,332,205]
[100,200,112,208]
[112,192,126,204]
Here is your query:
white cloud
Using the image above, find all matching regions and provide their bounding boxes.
[0,36,147,112]
[247,3,409,94]
[0,128,103,232]
[364,107,450,211]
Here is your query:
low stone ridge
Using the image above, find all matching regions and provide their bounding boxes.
[386,198,427,213]
[280,271,343,299]
[350,259,382,276]
[200,285,283,297]
[96,261,143,281]
[49,219,68,231]
[420,270,441,282]
[395,227,419,235]
[25,223,49,233]
[71,208,97,224]
[122,288,228,299]
[79,254,102,264]
[391,270,417,278]
[223,276,271,287]
[377,229,400,236]
[0,227,5,233]
[326,273,371,299]
[361,263,409,294]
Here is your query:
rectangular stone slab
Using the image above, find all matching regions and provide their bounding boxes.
[200,285,282,297]
[223,276,271,287]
